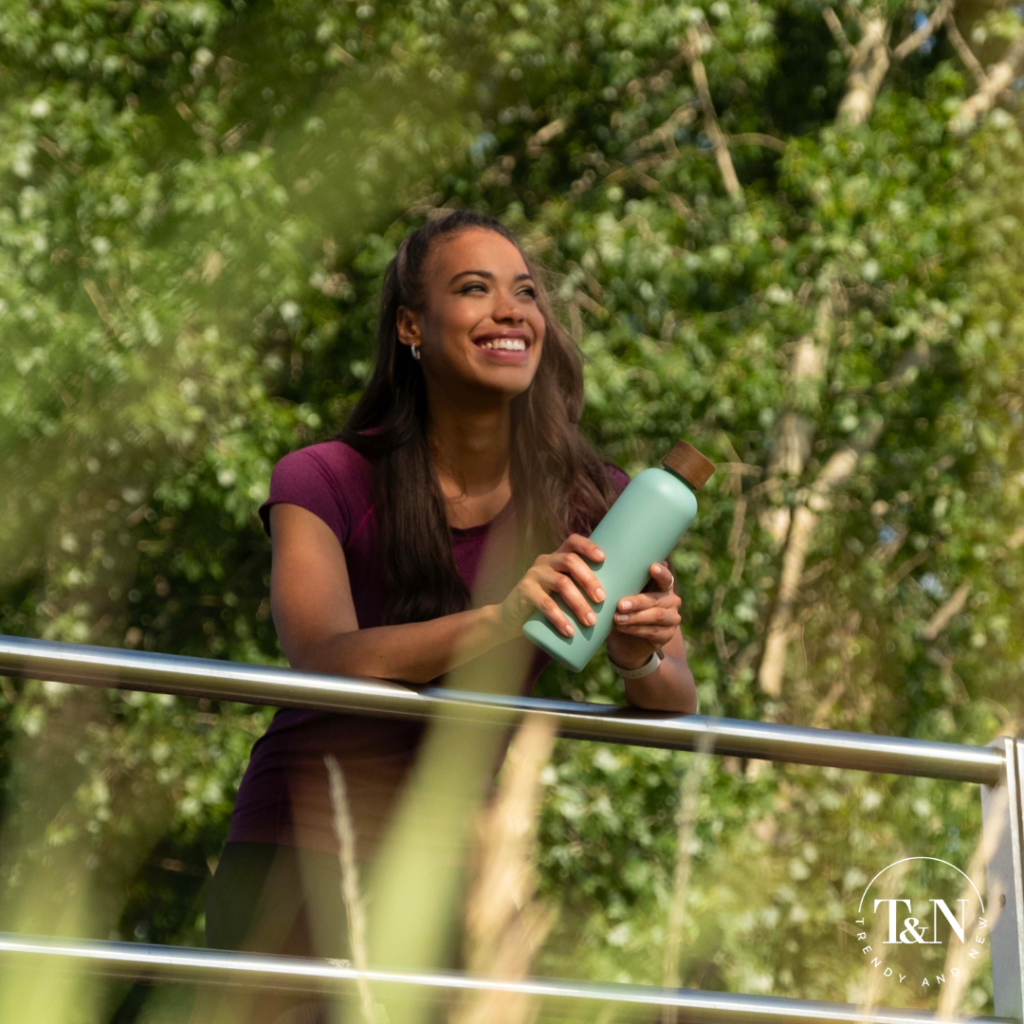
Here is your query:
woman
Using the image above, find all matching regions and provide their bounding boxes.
[203,209,696,1020]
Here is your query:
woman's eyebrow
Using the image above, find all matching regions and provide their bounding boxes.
[448,269,534,285]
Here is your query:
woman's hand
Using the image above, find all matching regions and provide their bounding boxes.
[605,561,681,669]
[495,533,606,642]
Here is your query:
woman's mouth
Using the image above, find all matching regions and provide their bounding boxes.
[476,338,526,352]
[473,336,529,363]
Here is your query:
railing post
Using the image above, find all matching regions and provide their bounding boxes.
[983,737,1024,1021]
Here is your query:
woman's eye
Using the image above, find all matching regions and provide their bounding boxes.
[461,283,536,298]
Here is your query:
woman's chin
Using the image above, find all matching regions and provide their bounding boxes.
[469,369,537,400]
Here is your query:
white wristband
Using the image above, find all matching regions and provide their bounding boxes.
[609,648,665,679]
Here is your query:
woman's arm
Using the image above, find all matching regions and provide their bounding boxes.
[616,627,697,714]
[269,503,608,685]
[269,503,506,683]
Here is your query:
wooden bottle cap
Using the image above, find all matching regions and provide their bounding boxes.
[662,441,716,491]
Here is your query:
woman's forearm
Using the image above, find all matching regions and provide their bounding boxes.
[287,603,508,684]
[622,653,697,714]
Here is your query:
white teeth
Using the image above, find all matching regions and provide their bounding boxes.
[478,338,526,351]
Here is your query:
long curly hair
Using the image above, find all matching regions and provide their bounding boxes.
[338,209,619,626]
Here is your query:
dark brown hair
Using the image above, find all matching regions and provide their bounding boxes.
[338,209,619,626]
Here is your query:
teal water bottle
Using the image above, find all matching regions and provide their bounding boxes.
[521,441,715,672]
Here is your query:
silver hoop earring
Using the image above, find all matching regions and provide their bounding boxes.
[411,345,421,361]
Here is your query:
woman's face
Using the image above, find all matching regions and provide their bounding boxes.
[397,227,546,402]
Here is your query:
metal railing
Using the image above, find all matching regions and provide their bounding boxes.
[0,634,1021,1023]
[0,933,1007,1024]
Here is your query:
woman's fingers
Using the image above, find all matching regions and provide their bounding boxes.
[544,564,598,629]
[536,594,575,637]
[610,618,675,634]
[560,532,605,565]
[614,569,681,635]
[614,604,680,627]
[559,551,606,604]
[527,576,579,637]
[515,534,615,637]
[615,590,681,615]
[650,562,675,590]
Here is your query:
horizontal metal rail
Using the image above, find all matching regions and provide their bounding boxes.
[0,934,1008,1024]
[0,635,1005,784]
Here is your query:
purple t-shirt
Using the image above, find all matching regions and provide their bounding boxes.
[227,440,629,862]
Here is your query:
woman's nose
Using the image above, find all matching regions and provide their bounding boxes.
[492,290,525,321]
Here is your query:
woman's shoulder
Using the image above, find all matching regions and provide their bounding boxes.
[260,439,374,543]
[273,439,373,481]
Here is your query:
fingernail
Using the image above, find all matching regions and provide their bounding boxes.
[620,600,632,611]
[586,612,597,625]
[615,613,627,622]
[595,550,605,559]
[564,623,575,636]
[595,587,606,601]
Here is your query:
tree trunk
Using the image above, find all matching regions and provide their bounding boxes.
[758,423,884,696]
[759,291,835,546]
[837,16,891,127]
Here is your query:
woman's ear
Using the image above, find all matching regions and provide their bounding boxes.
[395,305,421,349]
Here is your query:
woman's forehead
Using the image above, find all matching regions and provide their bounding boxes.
[429,228,529,281]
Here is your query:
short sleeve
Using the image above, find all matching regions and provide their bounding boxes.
[257,445,353,546]
[604,461,630,496]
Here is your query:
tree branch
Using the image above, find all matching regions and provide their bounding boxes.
[823,7,855,60]
[945,16,988,88]
[83,280,116,333]
[683,25,746,210]
[757,424,881,697]
[636,103,698,152]
[949,30,1024,133]
[757,342,932,696]
[920,582,971,640]
[884,545,931,591]
[526,117,568,157]
[892,0,954,61]
[727,132,788,153]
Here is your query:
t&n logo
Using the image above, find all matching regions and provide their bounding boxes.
[853,856,988,992]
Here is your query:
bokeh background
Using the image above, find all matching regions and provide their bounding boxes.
[2,0,1023,1019]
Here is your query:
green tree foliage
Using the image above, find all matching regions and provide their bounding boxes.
[2,0,1023,1016]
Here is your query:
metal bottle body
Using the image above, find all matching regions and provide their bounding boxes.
[521,467,698,672]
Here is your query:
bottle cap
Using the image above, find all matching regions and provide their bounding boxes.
[662,441,716,490]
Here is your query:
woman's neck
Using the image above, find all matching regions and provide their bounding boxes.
[426,401,511,497]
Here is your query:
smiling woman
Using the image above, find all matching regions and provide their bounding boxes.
[203,209,696,1023]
